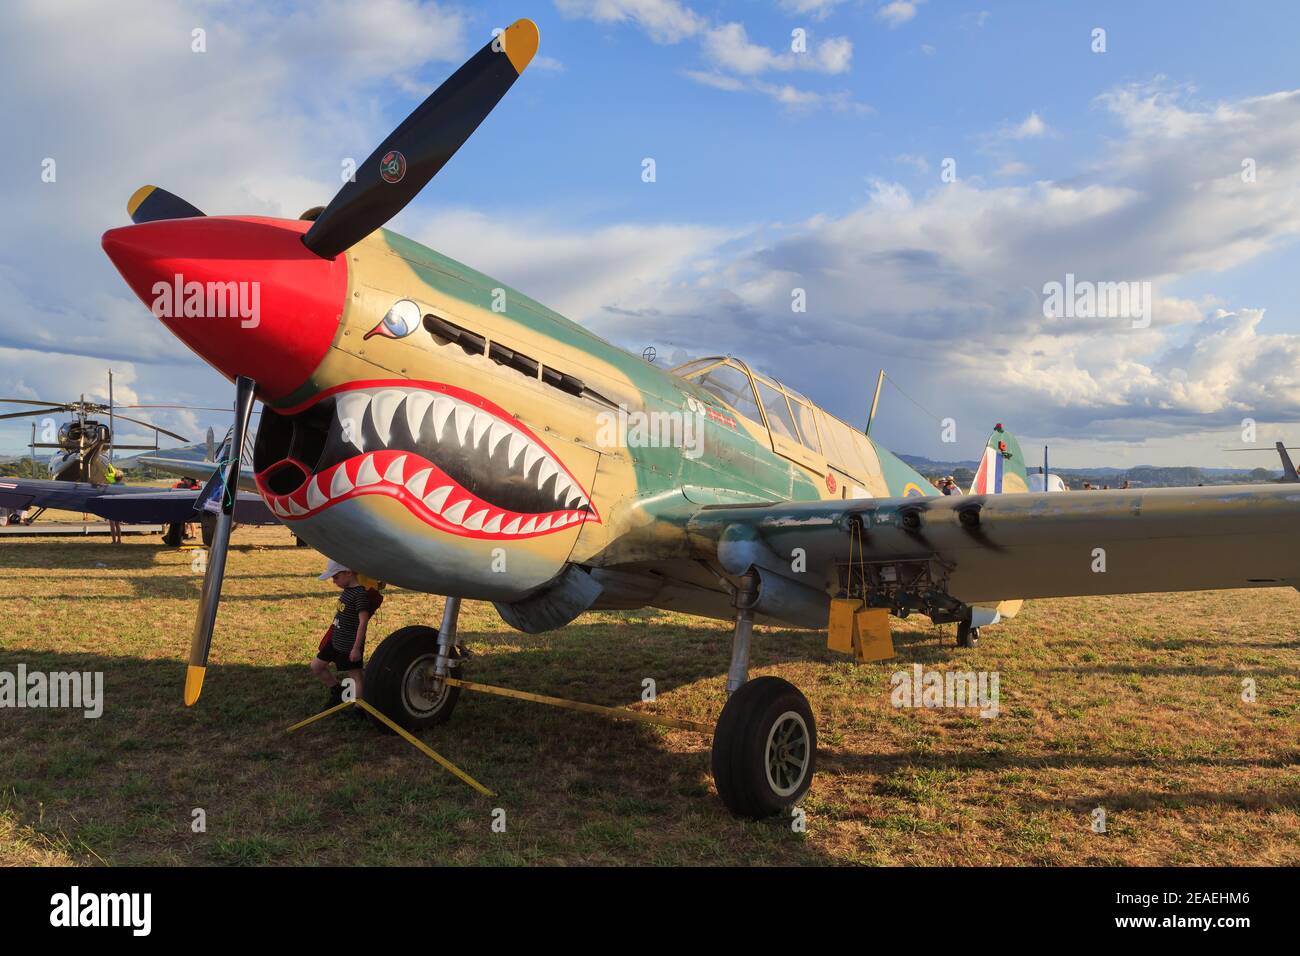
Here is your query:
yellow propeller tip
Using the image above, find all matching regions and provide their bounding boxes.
[127,184,157,218]
[183,664,206,707]
[505,18,540,75]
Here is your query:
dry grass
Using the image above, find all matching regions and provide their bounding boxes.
[2,527,1298,866]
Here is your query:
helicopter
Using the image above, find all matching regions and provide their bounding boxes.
[0,392,197,484]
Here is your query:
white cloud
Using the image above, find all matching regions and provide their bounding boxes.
[896,153,931,174]
[877,1,924,28]
[554,0,705,43]
[410,209,740,326]
[778,0,850,20]
[561,1,858,109]
[1007,111,1050,139]
[682,70,747,92]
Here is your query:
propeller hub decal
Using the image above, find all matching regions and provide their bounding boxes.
[379,150,407,184]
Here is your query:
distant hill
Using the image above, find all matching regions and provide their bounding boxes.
[118,441,210,467]
[897,454,1281,488]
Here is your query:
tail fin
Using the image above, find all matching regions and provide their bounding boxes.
[968,423,1029,494]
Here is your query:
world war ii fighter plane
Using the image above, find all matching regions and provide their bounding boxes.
[99,19,1300,818]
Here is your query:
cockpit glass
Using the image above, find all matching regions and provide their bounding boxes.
[671,358,721,378]
[755,379,798,441]
[695,362,762,423]
[789,398,822,453]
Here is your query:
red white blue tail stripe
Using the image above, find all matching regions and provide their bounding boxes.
[970,445,1004,494]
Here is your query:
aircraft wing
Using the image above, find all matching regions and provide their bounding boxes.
[684,484,1300,625]
[0,477,276,525]
[138,456,259,493]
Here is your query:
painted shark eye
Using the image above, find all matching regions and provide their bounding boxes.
[365,299,421,340]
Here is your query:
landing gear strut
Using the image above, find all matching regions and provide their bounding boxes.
[364,597,464,731]
[710,571,818,818]
[956,621,981,648]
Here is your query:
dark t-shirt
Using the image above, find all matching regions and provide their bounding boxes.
[331,586,369,653]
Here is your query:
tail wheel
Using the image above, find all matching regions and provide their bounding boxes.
[957,622,980,648]
[711,676,817,819]
[363,625,462,731]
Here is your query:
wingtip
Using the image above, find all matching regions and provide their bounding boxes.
[505,18,540,74]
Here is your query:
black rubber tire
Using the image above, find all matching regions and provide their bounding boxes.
[200,513,217,547]
[711,676,817,819]
[956,622,980,648]
[162,522,184,547]
[363,625,462,731]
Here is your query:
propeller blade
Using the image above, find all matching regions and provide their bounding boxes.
[184,376,256,706]
[301,18,539,259]
[0,399,70,408]
[127,185,205,224]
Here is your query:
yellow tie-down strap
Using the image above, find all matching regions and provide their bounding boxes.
[828,599,895,663]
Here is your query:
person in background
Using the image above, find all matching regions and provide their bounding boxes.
[310,559,375,710]
[106,467,125,543]
[171,476,201,539]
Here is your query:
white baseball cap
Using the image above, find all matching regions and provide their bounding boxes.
[318,559,352,581]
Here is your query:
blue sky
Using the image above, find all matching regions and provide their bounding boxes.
[4,0,1300,468]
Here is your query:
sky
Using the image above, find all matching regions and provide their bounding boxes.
[4,0,1300,468]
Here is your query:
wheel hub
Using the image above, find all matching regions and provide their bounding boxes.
[765,710,811,797]
[401,653,450,715]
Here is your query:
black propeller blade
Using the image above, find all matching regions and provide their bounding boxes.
[130,183,206,222]
[301,18,539,260]
[184,376,256,706]
[127,185,205,224]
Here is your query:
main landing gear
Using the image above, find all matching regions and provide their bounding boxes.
[710,572,817,818]
[956,621,981,648]
[364,597,465,730]
[360,581,817,819]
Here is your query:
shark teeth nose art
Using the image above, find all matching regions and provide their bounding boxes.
[253,381,599,540]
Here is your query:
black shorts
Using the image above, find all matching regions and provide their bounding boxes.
[316,644,363,670]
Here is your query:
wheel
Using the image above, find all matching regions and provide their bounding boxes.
[711,676,816,819]
[200,513,217,547]
[363,625,462,731]
[162,522,184,547]
[956,622,980,648]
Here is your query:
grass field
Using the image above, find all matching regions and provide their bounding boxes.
[2,526,1298,866]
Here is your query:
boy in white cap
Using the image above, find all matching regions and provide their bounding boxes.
[310,559,372,708]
